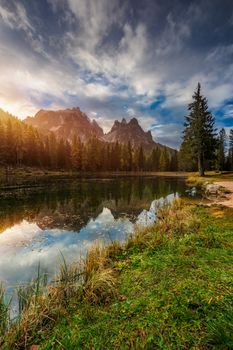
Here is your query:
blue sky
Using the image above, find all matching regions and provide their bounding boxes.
[0,0,233,148]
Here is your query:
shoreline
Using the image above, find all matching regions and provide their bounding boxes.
[1,199,232,349]
[214,181,233,208]
[185,173,233,208]
[0,170,188,195]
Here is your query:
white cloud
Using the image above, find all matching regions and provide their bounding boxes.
[151,123,182,149]
[155,12,191,56]
[67,0,125,50]
[126,107,135,117]
[0,0,232,149]
[0,2,33,32]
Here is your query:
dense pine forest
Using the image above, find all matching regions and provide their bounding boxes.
[0,109,178,172]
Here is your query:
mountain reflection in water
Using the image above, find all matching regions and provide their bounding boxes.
[0,177,186,288]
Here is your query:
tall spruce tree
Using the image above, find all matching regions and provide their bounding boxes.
[137,146,144,171]
[216,128,226,171]
[160,148,169,171]
[229,129,233,170]
[181,83,216,176]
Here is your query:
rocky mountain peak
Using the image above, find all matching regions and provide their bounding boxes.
[103,117,155,147]
[25,108,104,142]
[110,120,121,132]
[129,117,139,126]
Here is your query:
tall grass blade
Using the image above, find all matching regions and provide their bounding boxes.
[0,284,11,338]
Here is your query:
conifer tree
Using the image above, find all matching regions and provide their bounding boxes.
[48,132,58,168]
[137,146,144,171]
[111,142,121,171]
[5,120,15,165]
[57,138,66,169]
[44,136,51,168]
[126,141,133,171]
[0,121,6,165]
[71,135,81,170]
[102,144,111,171]
[170,150,178,171]
[181,83,216,176]
[65,141,72,169]
[229,129,233,170]
[149,147,160,171]
[160,148,169,171]
[216,128,226,171]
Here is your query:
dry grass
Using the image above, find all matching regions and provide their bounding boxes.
[81,243,117,304]
[126,199,200,250]
[186,172,233,188]
[126,227,151,249]
[156,199,200,237]
[105,241,123,259]
[186,175,206,188]
[83,268,116,304]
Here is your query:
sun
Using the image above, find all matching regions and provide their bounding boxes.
[0,99,37,119]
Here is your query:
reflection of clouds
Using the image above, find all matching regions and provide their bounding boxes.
[0,220,42,247]
[136,193,178,227]
[0,208,133,288]
[0,194,178,289]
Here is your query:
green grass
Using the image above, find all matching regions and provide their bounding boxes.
[1,202,233,349]
[41,206,232,350]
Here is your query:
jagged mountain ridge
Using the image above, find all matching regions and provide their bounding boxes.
[102,118,154,147]
[25,107,175,152]
[25,108,104,143]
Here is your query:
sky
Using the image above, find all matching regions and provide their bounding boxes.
[0,0,233,148]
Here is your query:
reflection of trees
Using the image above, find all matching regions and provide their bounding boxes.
[0,177,186,233]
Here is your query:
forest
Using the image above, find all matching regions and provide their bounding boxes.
[0,109,178,172]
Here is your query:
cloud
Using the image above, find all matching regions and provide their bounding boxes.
[125,107,136,117]
[0,0,232,148]
[0,207,133,287]
[67,0,125,49]
[0,2,33,32]
[151,123,183,149]
[155,11,191,57]
[223,105,233,118]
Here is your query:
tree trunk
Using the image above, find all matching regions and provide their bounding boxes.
[198,152,205,176]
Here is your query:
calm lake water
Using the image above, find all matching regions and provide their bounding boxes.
[0,176,188,290]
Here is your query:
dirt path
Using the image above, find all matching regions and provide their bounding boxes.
[215,181,233,208]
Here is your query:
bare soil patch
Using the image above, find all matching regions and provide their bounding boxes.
[215,181,233,208]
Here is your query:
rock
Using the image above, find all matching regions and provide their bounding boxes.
[25,108,104,142]
[205,183,221,195]
[103,117,154,147]
[185,187,197,196]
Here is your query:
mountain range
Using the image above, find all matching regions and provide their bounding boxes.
[25,107,174,152]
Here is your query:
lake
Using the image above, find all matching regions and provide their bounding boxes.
[0,176,188,291]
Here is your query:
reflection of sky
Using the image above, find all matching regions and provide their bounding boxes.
[0,194,177,289]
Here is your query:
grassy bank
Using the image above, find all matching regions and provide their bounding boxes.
[186,171,233,187]
[1,199,233,349]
